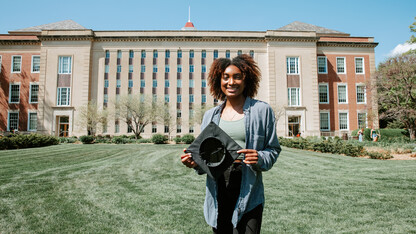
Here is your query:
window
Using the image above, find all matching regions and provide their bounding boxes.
[202,65,206,73]
[152,124,157,133]
[177,50,182,58]
[190,50,194,58]
[58,56,72,74]
[116,79,121,88]
[214,50,218,59]
[226,50,230,58]
[319,84,329,104]
[177,65,182,73]
[165,94,169,102]
[141,50,146,58]
[30,84,39,103]
[105,50,110,58]
[129,50,134,58]
[105,65,109,73]
[190,94,194,103]
[117,65,121,73]
[356,85,366,103]
[153,94,157,102]
[104,94,108,103]
[104,79,109,88]
[317,56,327,74]
[287,87,300,106]
[28,112,37,131]
[338,85,347,103]
[358,113,367,129]
[129,80,133,88]
[189,79,194,88]
[177,79,182,88]
[202,79,206,88]
[336,57,346,74]
[140,80,145,87]
[237,50,242,56]
[165,50,170,58]
[117,50,122,59]
[115,121,120,133]
[189,65,194,73]
[355,57,364,74]
[129,65,134,73]
[165,65,170,73]
[177,94,182,103]
[153,65,157,73]
[153,79,157,87]
[249,50,254,58]
[202,50,206,58]
[127,124,133,133]
[339,112,349,130]
[164,125,169,133]
[9,84,20,103]
[177,109,181,118]
[153,50,158,58]
[286,57,299,74]
[189,109,194,119]
[320,112,330,131]
[165,80,170,87]
[177,125,182,133]
[189,126,194,133]
[141,65,146,73]
[57,87,70,106]
[202,94,207,103]
[12,56,22,73]
[7,112,19,131]
[32,56,40,73]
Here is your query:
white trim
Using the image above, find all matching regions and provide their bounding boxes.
[354,57,365,74]
[27,110,38,131]
[319,111,331,131]
[356,84,366,104]
[357,112,368,129]
[58,56,72,74]
[56,87,71,106]
[31,55,40,73]
[318,83,329,104]
[337,83,348,104]
[287,87,301,106]
[286,57,300,74]
[336,57,346,74]
[9,83,21,104]
[317,56,328,74]
[338,111,349,131]
[7,110,19,131]
[29,82,39,104]
[11,55,22,73]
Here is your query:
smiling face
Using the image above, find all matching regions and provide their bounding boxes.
[221,65,245,100]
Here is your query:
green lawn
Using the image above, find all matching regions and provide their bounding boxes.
[0,144,415,233]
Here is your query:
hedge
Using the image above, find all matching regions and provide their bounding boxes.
[0,134,59,150]
[351,128,410,142]
[151,134,168,144]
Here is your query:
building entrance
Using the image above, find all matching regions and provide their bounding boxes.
[288,116,300,137]
[58,116,69,137]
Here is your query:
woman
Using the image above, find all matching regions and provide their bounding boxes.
[358,128,363,142]
[181,54,281,233]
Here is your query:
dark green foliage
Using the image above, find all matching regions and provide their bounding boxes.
[366,151,393,160]
[79,135,95,144]
[173,137,182,144]
[0,134,59,150]
[59,136,78,143]
[112,136,129,144]
[181,134,195,144]
[378,129,409,142]
[151,134,168,144]
[137,138,151,143]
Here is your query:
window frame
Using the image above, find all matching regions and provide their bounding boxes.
[189,65,194,73]
[141,65,145,73]
[202,94,207,103]
[177,94,182,103]
[141,50,146,58]
[336,57,346,74]
[317,56,327,74]
[357,112,367,129]
[7,110,19,131]
[202,50,206,58]
[318,83,329,104]
[338,111,349,131]
[226,50,230,59]
[214,50,218,59]
[189,50,194,58]
[287,87,300,106]
[57,87,71,106]
[165,50,170,58]
[153,65,158,73]
[165,80,170,87]
[9,83,20,103]
[320,111,330,131]
[355,57,365,74]
[286,57,299,74]
[337,84,348,104]
[29,83,39,104]
[28,111,37,131]
[177,64,182,73]
[58,56,72,74]
[11,55,22,73]
[177,50,182,58]
[31,55,40,73]
[356,84,366,104]
[153,50,158,58]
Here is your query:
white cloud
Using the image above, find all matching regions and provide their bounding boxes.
[388,42,416,57]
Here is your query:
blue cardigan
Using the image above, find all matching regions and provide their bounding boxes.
[198,97,281,228]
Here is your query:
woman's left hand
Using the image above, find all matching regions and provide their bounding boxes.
[237,149,258,165]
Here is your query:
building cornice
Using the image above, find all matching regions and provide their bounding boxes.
[93,36,265,43]
[265,36,319,43]
[37,35,94,41]
[317,41,378,48]
[0,40,40,45]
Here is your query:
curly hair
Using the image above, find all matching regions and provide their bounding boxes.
[208,54,261,101]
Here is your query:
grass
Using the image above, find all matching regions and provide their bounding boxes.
[0,144,415,233]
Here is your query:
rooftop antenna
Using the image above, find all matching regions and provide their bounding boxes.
[188,5,191,22]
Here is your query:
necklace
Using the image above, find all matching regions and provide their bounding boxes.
[224,106,244,121]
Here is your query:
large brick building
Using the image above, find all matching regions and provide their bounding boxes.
[0,20,378,138]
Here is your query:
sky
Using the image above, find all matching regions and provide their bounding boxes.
[0,0,415,65]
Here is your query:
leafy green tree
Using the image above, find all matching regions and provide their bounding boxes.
[376,54,416,140]
[77,100,108,136]
[409,16,416,44]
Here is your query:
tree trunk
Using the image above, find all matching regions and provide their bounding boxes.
[409,128,416,140]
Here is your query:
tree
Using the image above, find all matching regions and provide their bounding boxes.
[190,104,213,126]
[77,100,108,136]
[408,16,416,44]
[116,95,162,139]
[158,103,176,140]
[376,54,416,140]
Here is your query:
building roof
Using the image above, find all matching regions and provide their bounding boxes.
[11,20,86,32]
[182,21,197,31]
[277,21,348,36]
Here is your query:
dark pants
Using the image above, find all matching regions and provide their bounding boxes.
[213,163,263,234]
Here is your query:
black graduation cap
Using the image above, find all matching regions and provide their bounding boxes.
[185,122,243,180]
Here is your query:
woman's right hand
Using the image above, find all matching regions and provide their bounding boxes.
[181,148,198,168]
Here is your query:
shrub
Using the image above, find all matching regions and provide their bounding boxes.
[365,151,393,160]
[79,135,95,144]
[59,137,78,144]
[151,134,168,144]
[112,136,128,144]
[181,134,195,144]
[138,138,151,143]
[378,129,409,142]
[173,137,182,144]
[0,134,59,150]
